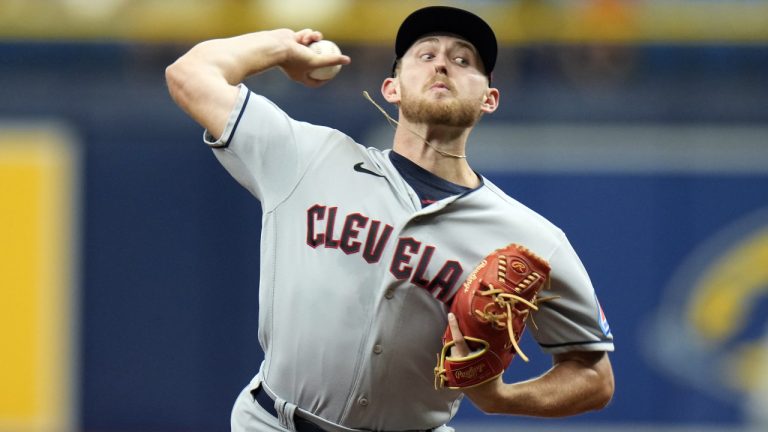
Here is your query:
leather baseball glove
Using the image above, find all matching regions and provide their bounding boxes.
[434,244,552,389]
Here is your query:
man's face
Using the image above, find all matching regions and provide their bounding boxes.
[397,35,489,128]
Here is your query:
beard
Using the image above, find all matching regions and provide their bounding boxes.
[399,83,483,128]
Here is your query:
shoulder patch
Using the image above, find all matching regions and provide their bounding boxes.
[596,295,612,337]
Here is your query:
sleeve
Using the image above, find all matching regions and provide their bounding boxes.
[202,84,334,211]
[530,233,615,354]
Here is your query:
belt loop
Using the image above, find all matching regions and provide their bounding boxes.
[275,396,298,432]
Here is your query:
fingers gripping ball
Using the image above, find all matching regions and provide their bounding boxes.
[308,40,343,80]
[435,244,552,389]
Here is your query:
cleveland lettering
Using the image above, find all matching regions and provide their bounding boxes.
[306,204,464,302]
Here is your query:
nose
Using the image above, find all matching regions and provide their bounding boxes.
[434,58,449,76]
[433,52,449,76]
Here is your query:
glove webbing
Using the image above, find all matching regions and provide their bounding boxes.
[474,282,539,362]
[474,261,555,362]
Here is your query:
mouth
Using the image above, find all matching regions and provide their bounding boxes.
[429,81,451,92]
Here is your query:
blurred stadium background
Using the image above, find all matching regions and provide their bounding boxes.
[1,0,767,431]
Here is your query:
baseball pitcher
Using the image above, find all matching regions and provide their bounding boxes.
[166,6,615,432]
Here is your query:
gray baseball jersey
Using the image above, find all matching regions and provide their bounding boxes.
[206,85,614,431]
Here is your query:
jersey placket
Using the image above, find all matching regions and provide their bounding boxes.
[338,199,462,427]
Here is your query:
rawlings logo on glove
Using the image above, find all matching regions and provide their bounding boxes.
[434,244,552,389]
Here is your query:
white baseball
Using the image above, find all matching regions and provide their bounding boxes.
[308,40,343,81]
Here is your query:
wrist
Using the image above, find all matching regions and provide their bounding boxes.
[463,376,506,414]
[236,31,292,74]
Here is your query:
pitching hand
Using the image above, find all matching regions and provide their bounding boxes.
[278,29,351,87]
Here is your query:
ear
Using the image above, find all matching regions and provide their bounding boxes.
[381,77,400,104]
[480,87,500,114]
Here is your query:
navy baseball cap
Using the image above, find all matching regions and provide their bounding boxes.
[393,6,497,78]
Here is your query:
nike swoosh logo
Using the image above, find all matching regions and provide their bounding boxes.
[353,162,385,178]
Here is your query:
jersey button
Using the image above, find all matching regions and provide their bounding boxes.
[384,288,395,299]
[358,396,369,407]
[373,344,383,354]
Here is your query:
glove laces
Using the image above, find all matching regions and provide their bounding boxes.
[474,274,556,362]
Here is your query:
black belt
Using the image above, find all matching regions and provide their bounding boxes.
[251,387,435,432]
[251,386,327,432]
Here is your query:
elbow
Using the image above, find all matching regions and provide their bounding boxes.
[589,362,615,412]
[546,372,614,417]
[577,350,615,413]
[165,42,207,104]
[165,60,187,103]
[165,57,203,113]
[593,377,614,411]
[164,62,178,88]
[600,370,615,408]
[554,351,615,416]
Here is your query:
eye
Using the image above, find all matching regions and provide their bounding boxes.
[420,53,435,61]
[454,57,470,66]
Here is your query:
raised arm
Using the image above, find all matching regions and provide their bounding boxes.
[165,29,350,139]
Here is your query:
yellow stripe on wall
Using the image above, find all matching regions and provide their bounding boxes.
[0,126,78,431]
[0,0,768,43]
